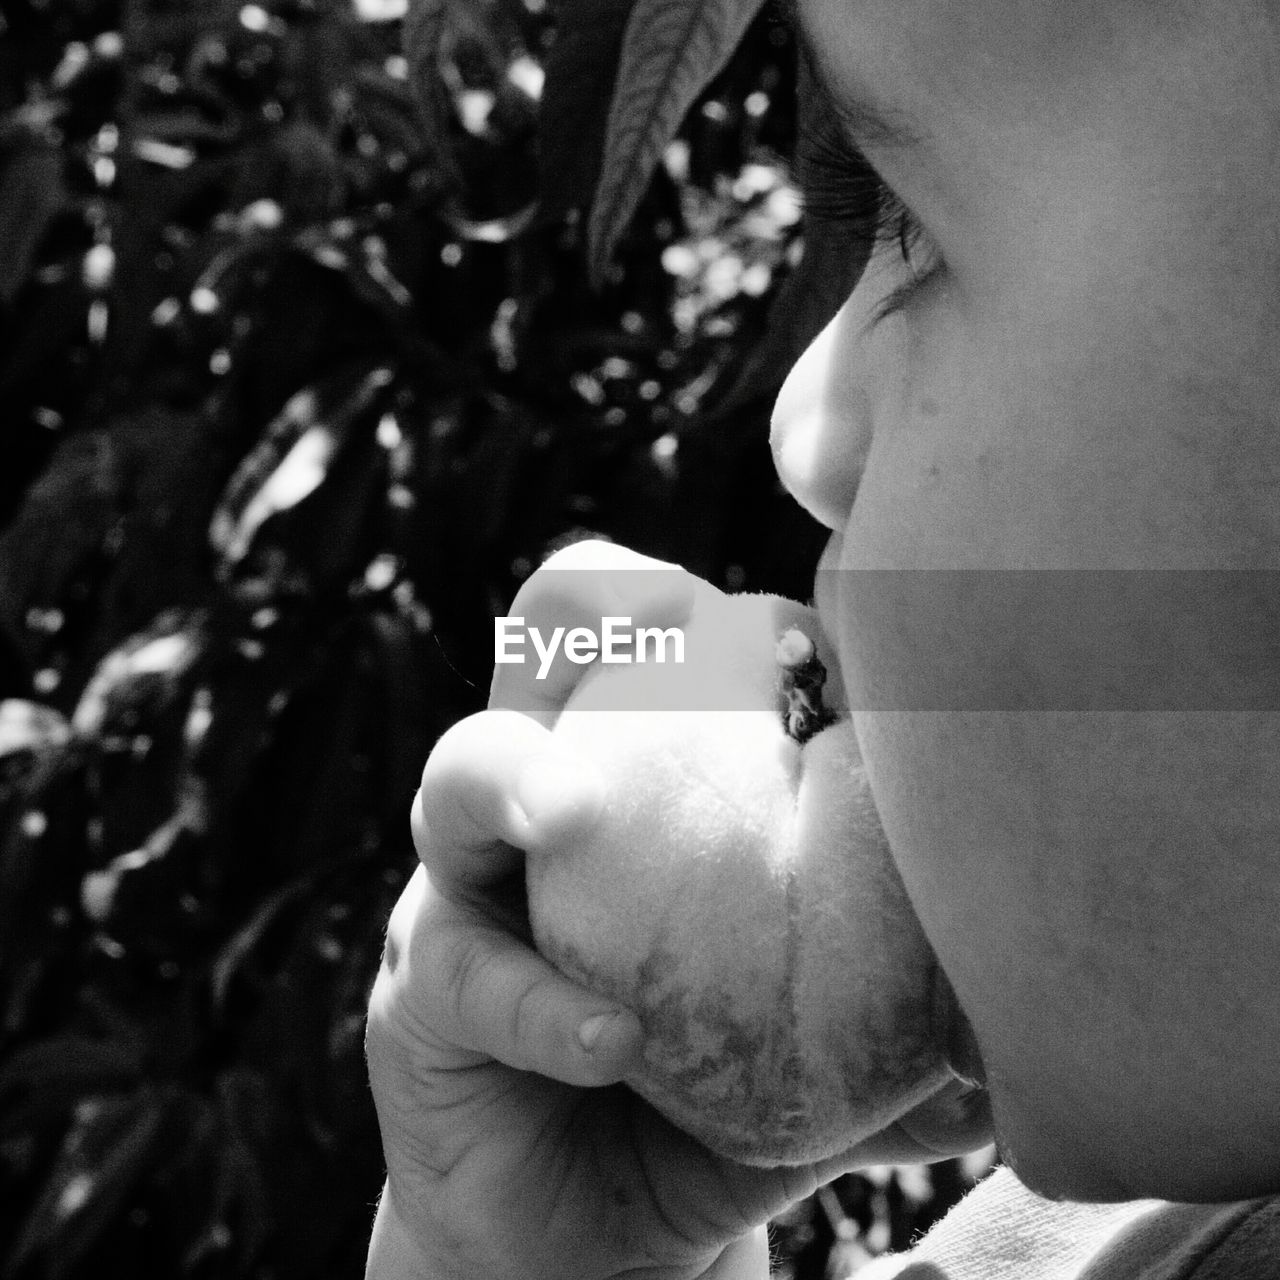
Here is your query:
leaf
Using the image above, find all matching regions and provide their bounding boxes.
[0,750,84,1011]
[703,58,875,420]
[364,611,432,827]
[587,0,767,285]
[6,1089,178,1279]
[0,1036,144,1122]
[404,0,539,225]
[78,813,207,934]
[70,610,206,739]
[351,63,425,155]
[131,107,240,148]
[705,216,871,421]
[0,270,88,404]
[270,119,346,223]
[402,0,464,192]
[0,138,64,305]
[536,0,637,223]
[181,1112,271,1272]
[209,877,311,1017]
[208,365,394,572]
[0,700,72,762]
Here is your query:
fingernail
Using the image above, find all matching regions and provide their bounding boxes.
[577,1012,618,1054]
[516,756,603,829]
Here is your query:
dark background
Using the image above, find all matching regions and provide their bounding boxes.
[0,1,989,1274]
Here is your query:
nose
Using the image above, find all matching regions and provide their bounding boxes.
[769,304,875,533]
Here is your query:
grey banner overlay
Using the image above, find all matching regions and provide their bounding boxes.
[498,569,1280,711]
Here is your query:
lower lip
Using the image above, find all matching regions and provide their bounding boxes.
[937,976,988,1088]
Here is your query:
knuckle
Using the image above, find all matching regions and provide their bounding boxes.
[437,926,559,1071]
[365,874,449,1068]
[383,894,412,972]
[537,538,612,573]
[440,928,499,1034]
[420,712,515,802]
[417,716,476,795]
[408,790,431,864]
[508,974,559,1067]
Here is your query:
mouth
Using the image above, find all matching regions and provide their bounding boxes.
[932,964,988,1088]
[893,1074,994,1161]
[812,535,845,654]
[886,969,992,1159]
[776,627,842,745]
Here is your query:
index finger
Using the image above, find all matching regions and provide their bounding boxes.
[411,708,605,897]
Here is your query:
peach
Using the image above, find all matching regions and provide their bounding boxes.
[525,583,953,1166]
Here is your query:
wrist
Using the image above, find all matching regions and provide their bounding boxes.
[365,1183,444,1280]
[366,1180,773,1280]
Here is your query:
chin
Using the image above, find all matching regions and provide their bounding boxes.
[995,1142,1140,1205]
[977,1133,1137,1206]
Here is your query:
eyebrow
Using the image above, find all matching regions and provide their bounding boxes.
[778,0,926,151]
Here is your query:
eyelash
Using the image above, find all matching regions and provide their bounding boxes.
[793,112,939,321]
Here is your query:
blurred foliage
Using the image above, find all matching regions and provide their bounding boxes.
[0,0,989,1275]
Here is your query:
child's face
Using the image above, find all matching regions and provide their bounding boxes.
[773,0,1280,1200]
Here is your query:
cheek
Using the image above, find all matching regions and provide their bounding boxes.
[844,710,1155,1201]
[830,314,1280,1197]
[842,288,1280,575]
[839,330,1085,572]
[845,686,1280,1199]
[833,308,1012,572]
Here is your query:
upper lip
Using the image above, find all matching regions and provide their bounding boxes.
[812,535,844,657]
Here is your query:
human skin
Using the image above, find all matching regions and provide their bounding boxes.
[771,0,1280,1201]
[366,2,1280,1276]
[366,555,989,1280]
